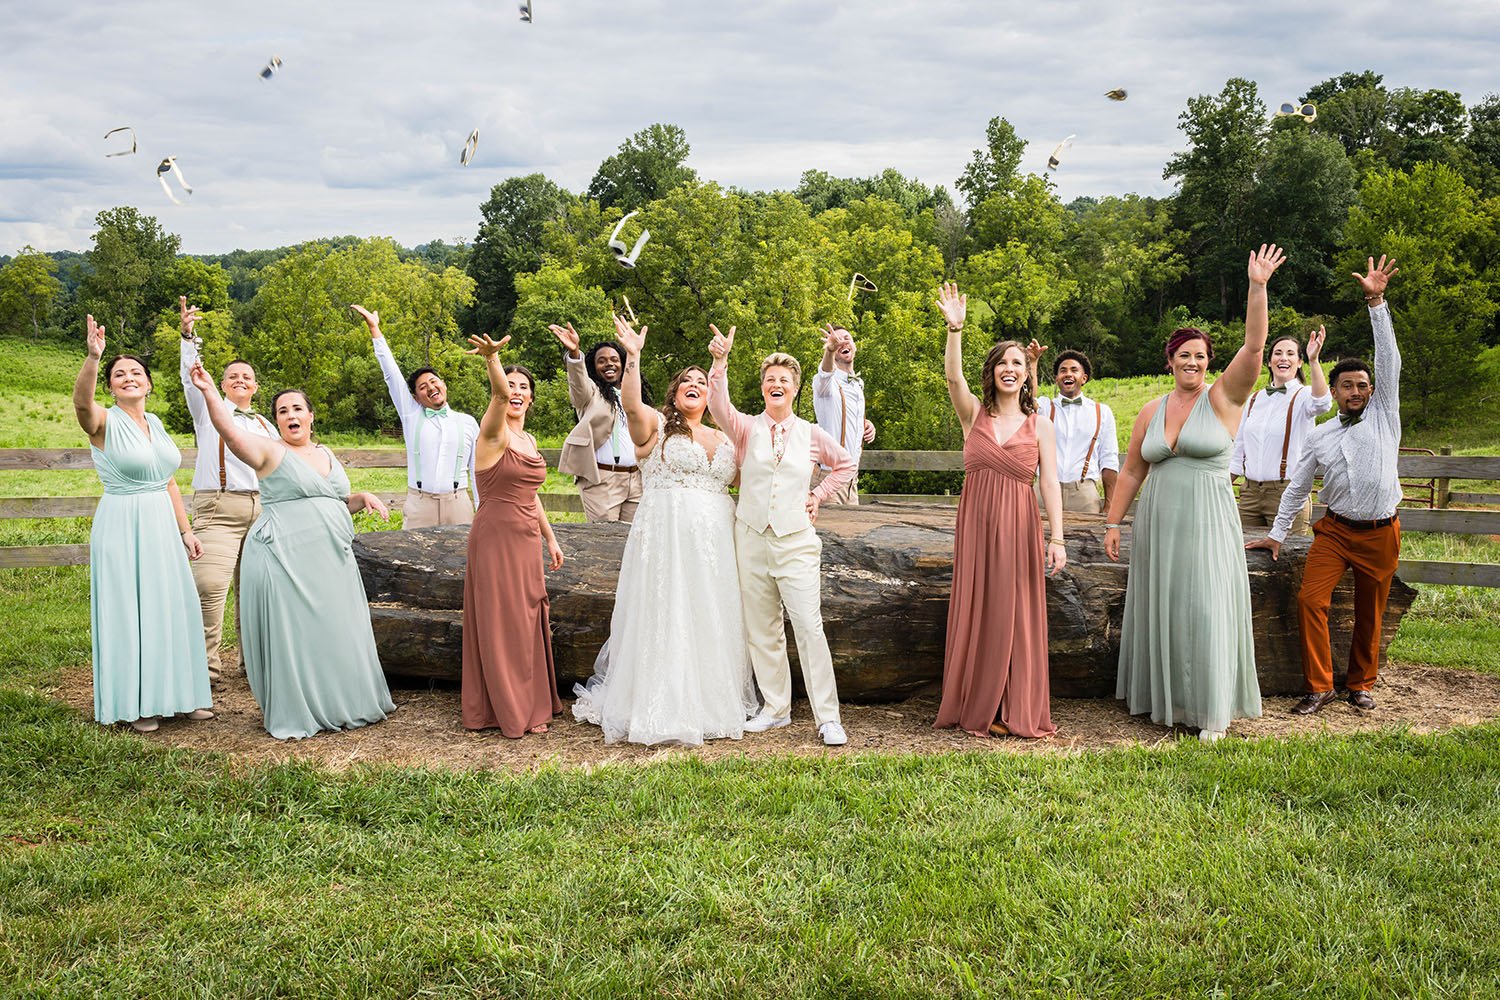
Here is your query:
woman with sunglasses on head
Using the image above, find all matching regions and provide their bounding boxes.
[188,364,395,740]
[1104,245,1286,742]
[74,315,214,733]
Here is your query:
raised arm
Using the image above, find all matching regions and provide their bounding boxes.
[188,361,282,474]
[551,322,598,413]
[74,316,109,445]
[612,313,658,451]
[818,324,839,378]
[177,297,210,424]
[1024,339,1047,404]
[466,334,515,458]
[1306,325,1329,401]
[1356,256,1401,426]
[1214,244,1286,410]
[937,283,981,434]
[353,304,418,421]
[706,323,754,453]
[1103,400,1159,562]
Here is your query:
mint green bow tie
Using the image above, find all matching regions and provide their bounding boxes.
[235,408,258,418]
[1265,385,1287,395]
[423,406,450,419]
[1339,411,1361,427]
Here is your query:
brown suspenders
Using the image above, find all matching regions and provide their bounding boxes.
[217,410,273,491]
[1049,398,1103,481]
[1244,386,1305,482]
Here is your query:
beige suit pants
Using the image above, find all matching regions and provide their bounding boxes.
[578,468,643,523]
[1238,478,1310,536]
[1033,480,1103,514]
[188,490,261,682]
[404,488,475,529]
[810,468,859,505]
[734,521,842,726]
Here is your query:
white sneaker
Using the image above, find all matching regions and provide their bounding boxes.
[744,712,791,733]
[1199,728,1226,744]
[819,721,848,746]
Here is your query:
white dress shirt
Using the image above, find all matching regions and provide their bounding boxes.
[593,402,638,467]
[1228,378,1332,481]
[373,337,480,498]
[1039,394,1119,483]
[1270,303,1402,542]
[812,368,866,471]
[180,337,277,492]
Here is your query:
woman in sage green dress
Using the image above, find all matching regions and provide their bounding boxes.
[189,364,395,740]
[1104,245,1287,741]
[74,315,214,733]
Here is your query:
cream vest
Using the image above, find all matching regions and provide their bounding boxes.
[735,417,814,537]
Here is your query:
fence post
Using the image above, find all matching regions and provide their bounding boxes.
[1436,445,1452,509]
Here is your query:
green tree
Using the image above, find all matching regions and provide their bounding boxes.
[468,174,573,334]
[77,207,181,352]
[586,124,697,213]
[955,117,1026,209]
[0,246,64,338]
[794,168,942,216]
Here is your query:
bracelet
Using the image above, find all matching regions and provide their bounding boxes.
[1049,537,1064,545]
[180,528,192,535]
[1104,523,1124,530]
[947,325,963,333]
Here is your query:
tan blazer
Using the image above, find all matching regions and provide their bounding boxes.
[559,355,619,484]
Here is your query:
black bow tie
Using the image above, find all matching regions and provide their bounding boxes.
[1265,385,1287,395]
[1339,412,1361,427]
[1058,396,1083,407]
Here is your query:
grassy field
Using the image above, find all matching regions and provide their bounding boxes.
[4,334,1500,997]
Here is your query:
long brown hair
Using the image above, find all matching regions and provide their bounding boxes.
[661,365,711,442]
[980,340,1035,415]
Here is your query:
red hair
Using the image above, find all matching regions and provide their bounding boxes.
[1164,327,1214,364]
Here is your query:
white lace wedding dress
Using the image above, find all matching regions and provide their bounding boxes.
[571,413,757,745]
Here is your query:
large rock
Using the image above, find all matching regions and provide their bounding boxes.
[353,505,1416,700]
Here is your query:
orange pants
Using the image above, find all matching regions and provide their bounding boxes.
[1297,515,1401,694]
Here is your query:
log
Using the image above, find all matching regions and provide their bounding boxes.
[352,505,1416,700]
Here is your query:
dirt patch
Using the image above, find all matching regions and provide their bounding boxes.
[45,654,1500,773]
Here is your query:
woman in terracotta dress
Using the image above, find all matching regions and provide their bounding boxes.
[933,283,1067,739]
[460,333,566,736]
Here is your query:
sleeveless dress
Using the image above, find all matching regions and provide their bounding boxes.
[462,441,562,735]
[89,409,212,724]
[239,447,395,739]
[1117,391,1262,731]
[935,410,1055,738]
[572,413,757,745]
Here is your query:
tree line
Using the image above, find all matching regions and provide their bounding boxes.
[4,70,1498,449]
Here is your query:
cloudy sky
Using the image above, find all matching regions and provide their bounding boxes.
[3,0,1497,255]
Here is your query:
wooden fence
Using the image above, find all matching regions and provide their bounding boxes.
[4,448,1499,587]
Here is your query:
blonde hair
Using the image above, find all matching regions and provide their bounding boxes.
[760,352,802,391]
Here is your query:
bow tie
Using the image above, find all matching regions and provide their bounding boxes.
[1265,385,1287,395]
[234,408,258,418]
[423,406,450,419]
[1339,412,1361,427]
[1058,396,1084,407]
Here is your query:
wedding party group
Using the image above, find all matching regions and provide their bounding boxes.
[74,244,1404,748]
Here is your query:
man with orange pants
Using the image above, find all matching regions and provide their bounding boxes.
[1246,255,1401,713]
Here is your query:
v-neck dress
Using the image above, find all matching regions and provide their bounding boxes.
[1116,391,1262,731]
[936,410,1056,737]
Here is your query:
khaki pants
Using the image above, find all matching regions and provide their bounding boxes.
[579,468,643,523]
[734,521,841,726]
[1238,478,1310,536]
[404,488,475,529]
[810,468,859,505]
[188,490,261,682]
[1033,480,1103,514]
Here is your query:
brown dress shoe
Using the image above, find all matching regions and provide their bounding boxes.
[1292,691,1338,715]
[1348,690,1376,710]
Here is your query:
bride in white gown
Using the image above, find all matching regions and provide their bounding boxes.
[565,315,756,745]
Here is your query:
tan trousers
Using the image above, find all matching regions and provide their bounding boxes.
[1033,480,1103,514]
[734,521,842,726]
[404,488,475,529]
[188,490,261,682]
[1238,478,1310,536]
[579,468,643,523]
[810,468,860,505]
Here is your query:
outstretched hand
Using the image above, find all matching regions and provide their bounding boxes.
[1307,325,1326,362]
[1245,536,1282,561]
[85,315,106,360]
[348,304,380,334]
[188,360,217,396]
[1247,244,1287,285]
[1025,339,1048,368]
[708,324,736,362]
[935,282,966,330]
[1353,255,1398,299]
[179,296,202,338]
[547,322,581,356]
[613,313,647,356]
[465,333,512,358]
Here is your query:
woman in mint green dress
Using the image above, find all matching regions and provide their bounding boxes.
[1104,246,1286,741]
[73,316,214,733]
[190,365,395,740]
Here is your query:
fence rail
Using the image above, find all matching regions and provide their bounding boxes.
[5,449,1498,584]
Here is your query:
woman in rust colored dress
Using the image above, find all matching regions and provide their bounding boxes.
[461,333,566,736]
[933,283,1067,738]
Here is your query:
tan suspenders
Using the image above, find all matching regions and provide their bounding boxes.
[1244,386,1305,482]
[1049,398,1103,481]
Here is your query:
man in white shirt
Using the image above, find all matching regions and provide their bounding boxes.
[178,296,278,683]
[1229,327,1331,535]
[1247,256,1401,715]
[351,304,479,529]
[811,324,876,505]
[1033,350,1118,514]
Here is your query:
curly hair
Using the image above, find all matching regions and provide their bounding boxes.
[980,340,1036,416]
[660,366,712,443]
[584,341,653,407]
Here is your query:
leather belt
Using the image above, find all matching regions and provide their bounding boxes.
[1325,510,1398,530]
[597,463,637,473]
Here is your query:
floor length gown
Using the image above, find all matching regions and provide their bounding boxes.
[90,409,212,724]
[239,447,394,739]
[462,442,562,735]
[1117,391,1262,731]
[936,410,1056,738]
[572,414,757,745]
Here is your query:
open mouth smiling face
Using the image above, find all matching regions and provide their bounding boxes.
[414,373,447,409]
